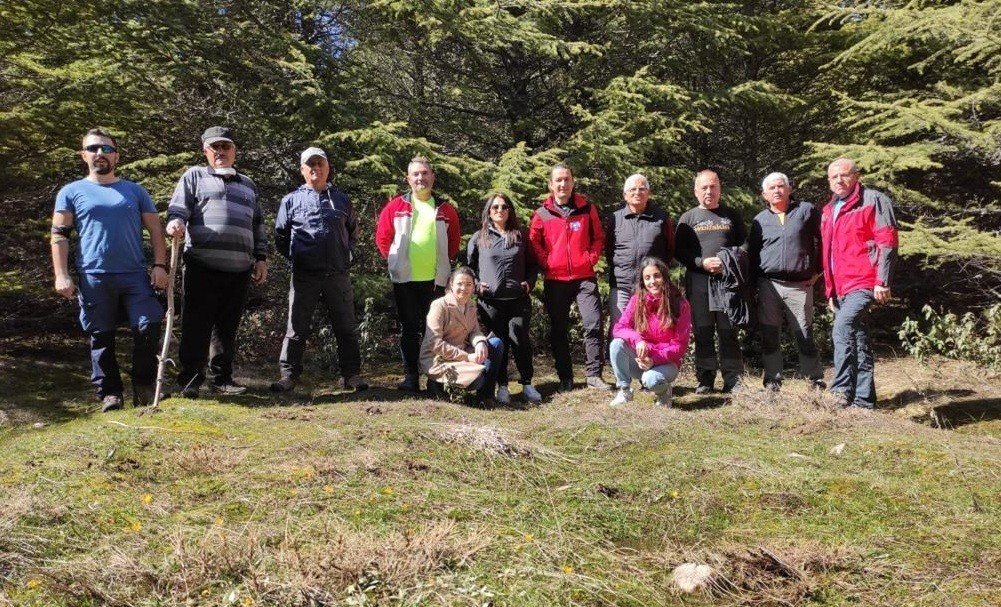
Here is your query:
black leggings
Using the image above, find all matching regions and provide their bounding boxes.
[476,296,533,384]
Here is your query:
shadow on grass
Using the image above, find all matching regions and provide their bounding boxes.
[0,340,97,426]
[880,388,977,411]
[932,398,1001,430]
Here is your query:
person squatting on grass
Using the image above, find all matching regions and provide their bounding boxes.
[467,193,542,404]
[419,267,504,407]
[376,156,461,393]
[51,128,169,412]
[270,147,368,395]
[609,257,692,407]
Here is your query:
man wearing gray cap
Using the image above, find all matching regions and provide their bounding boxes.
[270,147,367,393]
[166,126,268,397]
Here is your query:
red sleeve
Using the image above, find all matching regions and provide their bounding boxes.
[375,200,395,259]
[588,204,605,267]
[445,202,461,261]
[528,211,548,271]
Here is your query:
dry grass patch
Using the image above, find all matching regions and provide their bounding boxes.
[172,443,249,475]
[437,423,532,458]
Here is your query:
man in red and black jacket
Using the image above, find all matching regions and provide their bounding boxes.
[821,157,898,409]
[528,164,611,392]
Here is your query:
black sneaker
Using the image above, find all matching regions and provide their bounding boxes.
[101,394,123,412]
[557,379,574,392]
[397,375,420,392]
[344,375,369,392]
[210,382,247,395]
[811,379,828,390]
[133,384,156,408]
[269,377,296,393]
[722,380,743,394]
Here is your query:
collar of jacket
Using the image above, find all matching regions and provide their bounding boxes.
[624,203,656,219]
[542,191,588,215]
[442,291,475,317]
[827,182,862,211]
[403,191,448,208]
[297,182,333,193]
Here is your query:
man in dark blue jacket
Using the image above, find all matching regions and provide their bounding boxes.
[746,172,824,391]
[271,147,367,393]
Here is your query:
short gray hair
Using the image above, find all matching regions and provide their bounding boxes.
[761,172,790,191]
[827,157,858,174]
[408,155,434,173]
[623,173,649,192]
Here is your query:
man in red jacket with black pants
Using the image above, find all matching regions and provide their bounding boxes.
[821,157,898,409]
[529,164,611,392]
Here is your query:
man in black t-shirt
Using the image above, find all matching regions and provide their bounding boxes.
[675,170,746,393]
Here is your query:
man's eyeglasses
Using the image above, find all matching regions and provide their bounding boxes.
[209,142,234,151]
[625,187,649,194]
[83,144,117,154]
[490,204,510,211]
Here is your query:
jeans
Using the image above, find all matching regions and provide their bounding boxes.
[279,270,361,380]
[177,260,251,389]
[607,286,632,330]
[476,297,533,384]
[543,278,604,381]
[468,337,505,398]
[392,280,439,377]
[77,272,163,398]
[609,338,679,397]
[757,277,822,385]
[831,289,876,408]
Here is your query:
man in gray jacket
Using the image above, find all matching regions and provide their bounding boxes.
[746,172,824,391]
[270,147,367,393]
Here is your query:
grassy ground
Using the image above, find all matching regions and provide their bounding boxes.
[1,339,999,606]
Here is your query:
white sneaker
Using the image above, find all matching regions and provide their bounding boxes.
[522,384,542,403]
[496,385,511,404]
[609,388,633,407]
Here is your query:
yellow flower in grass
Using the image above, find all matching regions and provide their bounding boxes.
[26,578,41,589]
[214,516,224,525]
[670,490,680,499]
[323,485,334,494]
[140,493,153,505]
[128,521,142,532]
[562,565,574,575]
[382,486,394,496]
[242,597,254,607]
[523,533,534,542]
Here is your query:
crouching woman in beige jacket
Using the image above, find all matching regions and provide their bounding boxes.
[419,266,504,406]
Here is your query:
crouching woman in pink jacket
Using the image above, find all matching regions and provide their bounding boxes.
[609,257,691,407]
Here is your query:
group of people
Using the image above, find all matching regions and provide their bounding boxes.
[51,126,897,413]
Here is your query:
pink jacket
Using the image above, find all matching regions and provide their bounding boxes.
[612,293,691,366]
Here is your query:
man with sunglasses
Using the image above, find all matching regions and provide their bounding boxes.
[51,128,169,411]
[270,147,368,394]
[166,126,268,397]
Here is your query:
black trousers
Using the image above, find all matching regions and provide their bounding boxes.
[178,260,251,389]
[543,278,604,381]
[476,296,534,384]
[89,325,159,398]
[279,270,361,380]
[392,280,439,376]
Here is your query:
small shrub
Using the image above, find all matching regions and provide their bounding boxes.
[898,304,1001,369]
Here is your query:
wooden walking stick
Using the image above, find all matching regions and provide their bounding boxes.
[148,233,181,412]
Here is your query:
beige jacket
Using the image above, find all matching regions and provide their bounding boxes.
[419,293,488,387]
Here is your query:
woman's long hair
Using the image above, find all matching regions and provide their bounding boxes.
[632,256,682,333]
[478,192,522,247]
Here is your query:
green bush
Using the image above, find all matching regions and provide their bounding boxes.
[898,304,1001,369]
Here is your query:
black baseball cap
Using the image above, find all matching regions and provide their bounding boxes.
[201,126,235,146]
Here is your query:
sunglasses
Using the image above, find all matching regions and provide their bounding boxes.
[209,141,234,151]
[490,204,510,211]
[83,144,117,154]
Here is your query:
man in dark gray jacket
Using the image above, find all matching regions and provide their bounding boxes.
[746,172,824,391]
[270,147,367,393]
[603,173,675,327]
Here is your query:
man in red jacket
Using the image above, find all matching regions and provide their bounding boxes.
[529,164,611,392]
[376,156,461,392]
[821,158,898,408]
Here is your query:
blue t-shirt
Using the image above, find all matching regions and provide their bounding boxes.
[54,179,157,273]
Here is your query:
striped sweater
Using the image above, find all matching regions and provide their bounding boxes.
[167,166,268,272]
